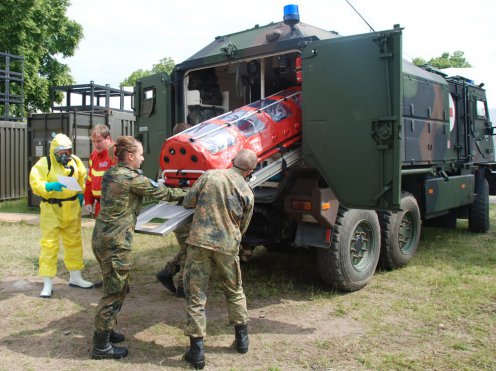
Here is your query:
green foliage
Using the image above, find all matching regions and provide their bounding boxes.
[0,0,83,113]
[0,198,38,214]
[120,57,175,87]
[151,57,175,74]
[413,50,471,68]
[119,69,150,88]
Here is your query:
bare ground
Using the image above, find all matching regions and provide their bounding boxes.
[0,270,364,371]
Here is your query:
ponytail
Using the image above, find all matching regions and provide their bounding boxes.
[111,136,141,162]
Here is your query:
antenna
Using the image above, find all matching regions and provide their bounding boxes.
[345,0,375,32]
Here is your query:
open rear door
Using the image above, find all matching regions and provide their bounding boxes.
[302,28,402,211]
[134,73,171,179]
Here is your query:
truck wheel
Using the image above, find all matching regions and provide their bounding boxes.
[317,207,380,292]
[469,174,489,233]
[378,192,421,270]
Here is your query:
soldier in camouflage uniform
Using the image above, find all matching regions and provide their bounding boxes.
[182,149,258,370]
[91,136,187,360]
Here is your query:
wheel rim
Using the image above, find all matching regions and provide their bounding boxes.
[398,211,416,255]
[350,220,376,271]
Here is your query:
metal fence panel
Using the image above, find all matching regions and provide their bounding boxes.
[0,121,27,200]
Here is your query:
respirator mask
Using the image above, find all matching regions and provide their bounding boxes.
[54,149,72,166]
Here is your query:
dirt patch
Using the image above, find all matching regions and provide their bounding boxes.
[0,275,364,370]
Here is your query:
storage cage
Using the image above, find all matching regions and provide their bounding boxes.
[0,52,24,122]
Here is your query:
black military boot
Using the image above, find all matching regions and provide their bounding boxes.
[92,330,128,360]
[234,324,249,354]
[92,280,103,288]
[156,268,176,293]
[109,329,125,343]
[184,336,205,369]
[176,285,185,298]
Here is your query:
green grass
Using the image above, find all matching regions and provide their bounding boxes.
[0,197,39,214]
[0,206,494,370]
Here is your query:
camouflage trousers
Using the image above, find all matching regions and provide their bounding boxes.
[163,224,189,287]
[184,244,248,338]
[92,243,131,331]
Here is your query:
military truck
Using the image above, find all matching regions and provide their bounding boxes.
[133,7,496,292]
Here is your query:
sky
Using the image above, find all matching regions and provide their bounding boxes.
[65,0,496,112]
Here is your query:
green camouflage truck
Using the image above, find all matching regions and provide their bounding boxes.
[133,8,496,292]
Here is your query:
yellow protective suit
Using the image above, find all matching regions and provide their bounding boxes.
[29,133,87,277]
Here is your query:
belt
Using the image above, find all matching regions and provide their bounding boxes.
[41,194,78,207]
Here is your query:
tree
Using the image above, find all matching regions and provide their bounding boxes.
[120,69,150,88]
[120,57,175,87]
[152,57,175,74]
[0,0,83,113]
[412,51,471,69]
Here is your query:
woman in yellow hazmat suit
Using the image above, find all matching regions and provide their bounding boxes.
[29,133,94,298]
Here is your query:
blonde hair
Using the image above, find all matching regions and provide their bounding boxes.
[109,136,141,161]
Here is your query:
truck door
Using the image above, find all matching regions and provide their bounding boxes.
[302,28,403,211]
[134,73,172,179]
[467,86,494,163]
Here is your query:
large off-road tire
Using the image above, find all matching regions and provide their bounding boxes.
[317,207,381,292]
[469,173,490,233]
[378,192,421,270]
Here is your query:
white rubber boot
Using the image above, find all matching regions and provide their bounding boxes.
[40,277,53,298]
[69,270,94,289]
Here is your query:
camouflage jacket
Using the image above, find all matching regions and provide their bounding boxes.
[94,163,186,250]
[183,168,254,255]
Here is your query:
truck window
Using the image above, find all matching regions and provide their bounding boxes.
[476,100,487,118]
[144,88,155,100]
[141,87,156,117]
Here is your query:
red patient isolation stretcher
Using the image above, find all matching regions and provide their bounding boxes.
[135,87,303,236]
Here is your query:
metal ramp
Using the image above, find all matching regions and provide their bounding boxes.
[135,147,302,236]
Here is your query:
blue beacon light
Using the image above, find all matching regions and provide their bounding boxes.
[283,4,300,30]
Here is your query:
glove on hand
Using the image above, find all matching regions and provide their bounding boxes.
[77,194,84,206]
[85,204,93,213]
[45,181,67,192]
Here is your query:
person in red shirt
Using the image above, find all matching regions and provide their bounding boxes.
[84,125,116,217]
